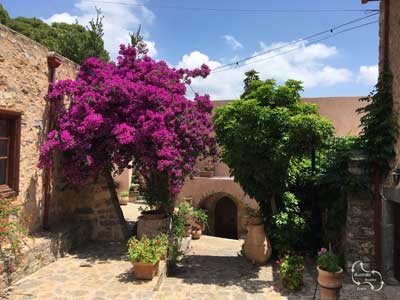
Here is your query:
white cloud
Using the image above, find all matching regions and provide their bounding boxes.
[178,41,353,100]
[222,35,243,50]
[43,0,156,60]
[357,65,378,85]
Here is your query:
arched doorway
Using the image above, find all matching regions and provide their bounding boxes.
[215,197,237,239]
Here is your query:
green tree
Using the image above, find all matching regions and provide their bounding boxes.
[213,73,334,220]
[1,5,109,64]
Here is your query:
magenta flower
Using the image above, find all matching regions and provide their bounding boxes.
[39,44,216,195]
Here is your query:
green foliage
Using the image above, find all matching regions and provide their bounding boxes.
[270,192,306,254]
[316,247,341,272]
[127,235,164,264]
[279,254,304,291]
[358,65,396,177]
[192,208,208,227]
[1,5,109,64]
[143,171,172,212]
[120,191,129,197]
[0,4,11,25]
[213,72,334,220]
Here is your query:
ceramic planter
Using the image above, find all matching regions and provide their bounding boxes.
[243,224,271,264]
[247,216,263,225]
[191,226,202,239]
[133,261,159,280]
[317,266,343,300]
[137,210,168,239]
[119,195,129,205]
[199,170,214,177]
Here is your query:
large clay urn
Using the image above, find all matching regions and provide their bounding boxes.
[317,266,343,300]
[243,224,271,264]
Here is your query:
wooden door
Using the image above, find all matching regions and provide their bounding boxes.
[394,202,400,281]
[215,197,237,239]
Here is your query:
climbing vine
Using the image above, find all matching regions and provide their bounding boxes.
[358,65,396,178]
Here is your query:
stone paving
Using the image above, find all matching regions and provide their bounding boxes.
[3,235,398,300]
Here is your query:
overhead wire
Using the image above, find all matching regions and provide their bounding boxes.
[212,12,379,72]
[211,20,378,75]
[90,1,378,14]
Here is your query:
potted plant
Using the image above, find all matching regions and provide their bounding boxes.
[191,209,208,239]
[199,163,215,177]
[316,247,343,300]
[176,201,193,238]
[129,183,140,202]
[154,234,168,260]
[127,236,162,280]
[119,191,129,205]
[278,254,304,291]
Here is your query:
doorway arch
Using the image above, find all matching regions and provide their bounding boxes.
[215,197,238,239]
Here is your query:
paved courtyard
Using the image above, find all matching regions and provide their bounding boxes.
[3,235,396,300]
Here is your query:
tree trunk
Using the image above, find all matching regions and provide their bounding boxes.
[104,170,129,240]
[270,194,277,215]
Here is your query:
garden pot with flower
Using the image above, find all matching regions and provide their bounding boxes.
[278,254,304,291]
[199,163,215,177]
[191,208,208,239]
[128,236,162,280]
[316,247,343,300]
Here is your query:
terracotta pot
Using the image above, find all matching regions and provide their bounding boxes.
[137,212,169,239]
[192,228,202,239]
[243,224,271,264]
[140,210,166,220]
[247,216,263,225]
[133,261,159,280]
[199,170,214,177]
[317,266,343,300]
[119,196,129,205]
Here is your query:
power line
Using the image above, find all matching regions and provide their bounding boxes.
[212,12,379,72]
[212,20,378,75]
[91,1,378,14]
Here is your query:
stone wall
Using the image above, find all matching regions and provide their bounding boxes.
[0,24,127,241]
[0,23,80,231]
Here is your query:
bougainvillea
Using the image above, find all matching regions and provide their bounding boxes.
[39,44,216,199]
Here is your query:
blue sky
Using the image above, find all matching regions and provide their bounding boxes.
[2,0,380,99]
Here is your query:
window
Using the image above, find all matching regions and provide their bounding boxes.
[0,110,21,196]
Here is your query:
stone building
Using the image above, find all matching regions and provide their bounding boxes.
[0,23,127,288]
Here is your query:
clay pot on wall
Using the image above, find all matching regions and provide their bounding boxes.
[317,266,343,300]
[243,224,271,264]
[199,170,215,177]
[133,261,159,280]
[119,193,129,205]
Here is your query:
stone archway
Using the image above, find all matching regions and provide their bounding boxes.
[215,197,238,239]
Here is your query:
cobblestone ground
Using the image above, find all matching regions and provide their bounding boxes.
[4,236,397,300]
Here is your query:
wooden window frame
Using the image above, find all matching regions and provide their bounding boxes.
[0,109,21,197]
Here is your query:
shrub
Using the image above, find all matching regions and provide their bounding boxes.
[270,192,305,255]
[279,254,304,291]
[0,197,29,276]
[127,235,163,264]
[192,209,207,228]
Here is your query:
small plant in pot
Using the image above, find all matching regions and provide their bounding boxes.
[199,163,215,177]
[176,201,193,237]
[119,191,129,205]
[278,253,304,291]
[154,234,168,260]
[316,247,343,300]
[191,209,208,239]
[127,235,162,280]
